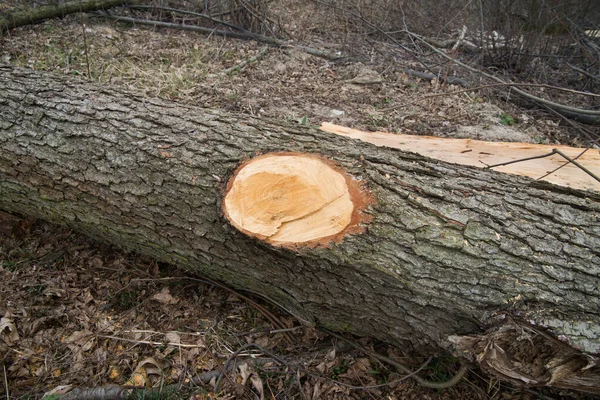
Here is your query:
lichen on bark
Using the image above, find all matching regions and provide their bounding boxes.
[0,66,599,371]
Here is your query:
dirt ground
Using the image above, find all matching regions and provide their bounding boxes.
[1,2,598,399]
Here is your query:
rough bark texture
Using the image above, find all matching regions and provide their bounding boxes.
[1,65,599,391]
[0,0,128,32]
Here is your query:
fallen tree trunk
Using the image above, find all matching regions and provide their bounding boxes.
[1,65,599,392]
[0,0,128,33]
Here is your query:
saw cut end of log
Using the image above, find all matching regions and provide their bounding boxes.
[223,152,372,248]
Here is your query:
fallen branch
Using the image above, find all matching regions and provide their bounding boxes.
[0,0,129,32]
[4,65,600,393]
[567,63,600,83]
[452,26,468,51]
[324,330,468,390]
[383,82,600,112]
[312,0,599,124]
[127,4,246,32]
[403,30,600,119]
[402,68,469,87]
[420,35,478,52]
[484,148,600,184]
[101,14,346,62]
[52,342,440,399]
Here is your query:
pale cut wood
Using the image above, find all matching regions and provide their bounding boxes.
[321,122,600,192]
[223,153,369,247]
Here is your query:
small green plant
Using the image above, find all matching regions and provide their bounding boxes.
[27,284,46,295]
[500,113,516,126]
[367,113,389,128]
[421,356,463,386]
[330,361,349,380]
[297,115,308,125]
[111,290,140,310]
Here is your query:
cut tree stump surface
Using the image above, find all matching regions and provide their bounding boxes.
[222,153,371,247]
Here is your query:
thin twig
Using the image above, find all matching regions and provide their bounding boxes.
[100,14,344,61]
[402,68,469,87]
[535,148,590,182]
[216,342,436,393]
[312,0,434,74]
[312,1,599,118]
[97,334,207,348]
[539,149,600,183]
[127,5,247,32]
[402,29,600,117]
[215,343,288,391]
[567,63,600,82]
[131,276,296,345]
[482,150,559,168]
[323,329,468,390]
[485,148,600,184]
[3,364,9,400]
[234,326,304,337]
[382,82,600,112]
[537,102,600,147]
[210,46,269,77]
[306,357,433,390]
[80,19,91,80]
[532,102,599,181]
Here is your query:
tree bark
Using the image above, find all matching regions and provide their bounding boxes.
[0,0,129,32]
[1,65,599,392]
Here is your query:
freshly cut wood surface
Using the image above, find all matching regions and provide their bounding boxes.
[223,153,369,247]
[321,122,600,192]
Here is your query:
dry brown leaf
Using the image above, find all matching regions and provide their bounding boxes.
[165,331,181,346]
[138,357,163,374]
[63,329,95,352]
[316,361,327,374]
[311,381,322,400]
[79,288,94,304]
[339,357,374,381]
[43,384,73,398]
[0,311,19,345]
[325,348,336,361]
[250,374,265,400]
[254,335,269,348]
[152,287,179,304]
[43,287,67,298]
[126,357,163,387]
[239,362,252,385]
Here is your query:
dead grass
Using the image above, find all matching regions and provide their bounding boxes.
[1,11,585,146]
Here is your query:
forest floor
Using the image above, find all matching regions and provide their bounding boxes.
[1,1,598,399]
